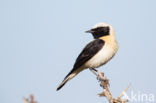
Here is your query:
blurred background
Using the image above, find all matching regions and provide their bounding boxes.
[0,0,156,103]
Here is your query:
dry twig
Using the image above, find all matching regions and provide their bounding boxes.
[89,68,129,103]
[23,94,37,103]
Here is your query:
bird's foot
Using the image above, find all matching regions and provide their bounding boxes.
[96,71,104,81]
[89,68,109,86]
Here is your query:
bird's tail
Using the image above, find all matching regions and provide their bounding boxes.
[56,77,69,91]
[56,68,82,91]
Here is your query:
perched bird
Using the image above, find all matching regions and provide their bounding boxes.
[57,22,118,91]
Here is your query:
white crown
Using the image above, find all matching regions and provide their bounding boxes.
[92,22,111,29]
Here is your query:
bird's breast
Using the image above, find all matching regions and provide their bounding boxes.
[84,41,118,68]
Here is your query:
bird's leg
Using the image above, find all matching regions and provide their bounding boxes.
[89,68,104,81]
[89,68,98,76]
[92,68,97,72]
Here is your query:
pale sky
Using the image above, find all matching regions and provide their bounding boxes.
[0,0,156,103]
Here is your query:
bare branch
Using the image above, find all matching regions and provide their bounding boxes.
[23,94,37,103]
[89,69,129,103]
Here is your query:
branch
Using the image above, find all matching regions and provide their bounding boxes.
[89,69,129,103]
[23,94,37,103]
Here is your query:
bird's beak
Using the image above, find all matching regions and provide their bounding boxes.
[85,29,94,33]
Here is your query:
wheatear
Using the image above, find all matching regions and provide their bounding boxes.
[57,22,118,91]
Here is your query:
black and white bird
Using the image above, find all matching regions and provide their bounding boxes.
[57,22,118,91]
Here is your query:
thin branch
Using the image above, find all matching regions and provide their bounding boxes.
[23,94,37,103]
[89,69,129,103]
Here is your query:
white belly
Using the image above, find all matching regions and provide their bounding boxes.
[84,43,118,68]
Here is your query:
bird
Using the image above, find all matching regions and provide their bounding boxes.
[56,22,118,91]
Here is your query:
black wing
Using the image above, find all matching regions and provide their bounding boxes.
[64,39,104,79]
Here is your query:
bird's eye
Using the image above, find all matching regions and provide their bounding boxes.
[98,27,109,34]
[91,28,96,31]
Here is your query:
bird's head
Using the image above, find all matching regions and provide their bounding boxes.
[86,22,114,39]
